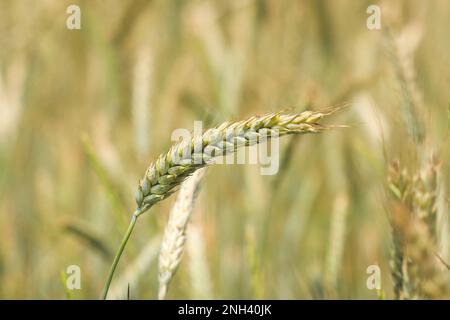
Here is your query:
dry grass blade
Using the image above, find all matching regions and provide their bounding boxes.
[61,220,113,261]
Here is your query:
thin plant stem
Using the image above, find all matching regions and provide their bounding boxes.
[101,209,141,299]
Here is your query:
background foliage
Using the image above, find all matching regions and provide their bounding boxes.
[0,0,449,299]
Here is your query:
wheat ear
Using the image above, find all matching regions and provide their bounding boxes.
[134,109,338,215]
[413,159,438,242]
[101,109,339,299]
[158,169,205,300]
[388,159,445,299]
[388,161,412,299]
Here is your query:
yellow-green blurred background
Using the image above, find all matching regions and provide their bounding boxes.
[0,0,449,299]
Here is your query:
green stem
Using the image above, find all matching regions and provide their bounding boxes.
[101,210,140,299]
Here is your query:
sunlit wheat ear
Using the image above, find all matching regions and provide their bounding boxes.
[158,169,205,300]
[135,108,340,217]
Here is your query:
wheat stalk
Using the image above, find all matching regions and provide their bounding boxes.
[108,236,160,300]
[101,108,339,299]
[158,169,205,300]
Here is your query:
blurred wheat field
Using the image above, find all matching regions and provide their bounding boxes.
[0,0,449,299]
